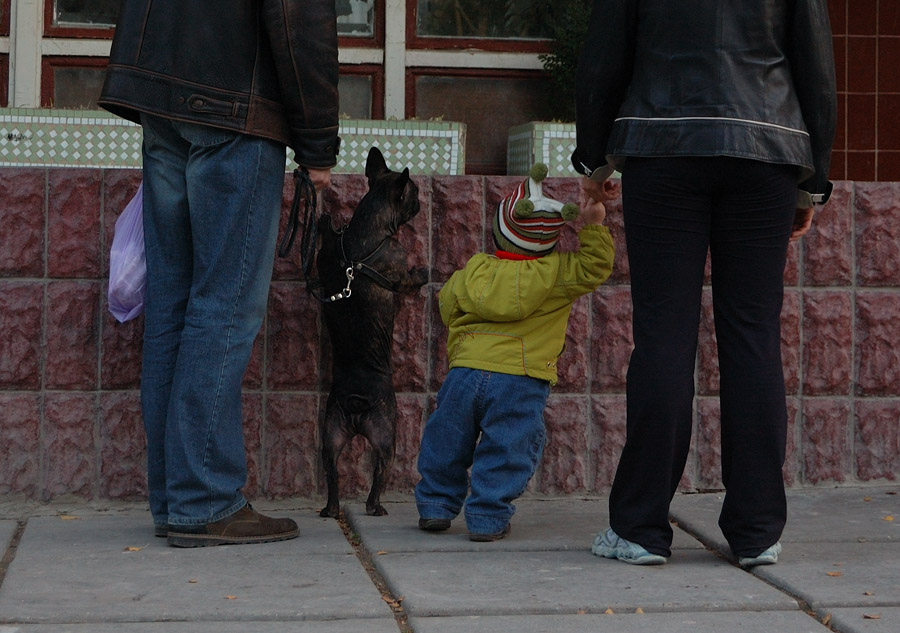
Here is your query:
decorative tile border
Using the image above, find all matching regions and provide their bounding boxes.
[0,109,466,175]
[0,108,143,169]
[333,119,466,175]
[507,121,578,177]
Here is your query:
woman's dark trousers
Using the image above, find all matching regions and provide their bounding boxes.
[609,157,797,558]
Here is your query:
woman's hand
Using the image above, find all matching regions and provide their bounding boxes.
[790,207,815,241]
[582,177,621,203]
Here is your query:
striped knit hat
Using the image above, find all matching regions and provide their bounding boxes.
[493,163,579,257]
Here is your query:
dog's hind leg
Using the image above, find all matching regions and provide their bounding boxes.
[362,403,397,516]
[320,402,351,518]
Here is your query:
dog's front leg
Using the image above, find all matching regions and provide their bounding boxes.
[394,266,429,293]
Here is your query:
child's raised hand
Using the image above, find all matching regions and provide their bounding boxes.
[581,198,607,226]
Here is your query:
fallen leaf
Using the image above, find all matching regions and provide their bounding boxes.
[863,591,873,596]
[827,571,843,577]
[887,491,897,496]
[377,550,389,556]
[59,515,80,521]
[822,613,832,626]
[635,607,645,614]
[188,579,198,584]
[604,608,614,614]
[123,545,146,552]
[224,595,237,600]
[863,614,882,620]
[576,610,587,615]
[863,496,872,502]
[883,515,894,522]
[381,595,403,609]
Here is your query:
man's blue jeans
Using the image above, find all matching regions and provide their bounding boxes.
[415,368,549,534]
[139,114,286,527]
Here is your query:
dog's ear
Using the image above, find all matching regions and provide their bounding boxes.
[396,168,412,201]
[365,147,389,184]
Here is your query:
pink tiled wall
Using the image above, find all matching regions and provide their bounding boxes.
[1,169,899,503]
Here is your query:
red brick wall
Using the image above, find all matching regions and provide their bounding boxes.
[828,0,900,180]
[1,169,899,502]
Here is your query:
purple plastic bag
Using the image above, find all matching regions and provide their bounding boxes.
[108,182,146,322]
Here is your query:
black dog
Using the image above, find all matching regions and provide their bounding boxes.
[317,147,427,518]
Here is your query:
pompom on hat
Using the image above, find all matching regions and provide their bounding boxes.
[493,163,579,257]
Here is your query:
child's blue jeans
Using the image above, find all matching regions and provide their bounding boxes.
[415,367,550,534]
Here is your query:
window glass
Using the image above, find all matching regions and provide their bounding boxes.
[414,74,555,174]
[416,0,552,39]
[54,0,118,27]
[338,75,373,119]
[53,66,105,108]
[336,0,374,37]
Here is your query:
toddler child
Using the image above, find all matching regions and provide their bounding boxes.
[415,164,616,541]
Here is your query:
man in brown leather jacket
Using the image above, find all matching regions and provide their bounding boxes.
[99,0,340,547]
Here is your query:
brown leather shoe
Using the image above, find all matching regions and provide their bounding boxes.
[167,504,298,548]
[468,523,511,542]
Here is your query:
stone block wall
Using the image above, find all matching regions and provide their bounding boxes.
[1,168,899,503]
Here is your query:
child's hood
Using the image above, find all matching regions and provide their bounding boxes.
[451,253,559,322]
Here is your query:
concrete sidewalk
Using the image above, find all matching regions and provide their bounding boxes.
[0,486,897,632]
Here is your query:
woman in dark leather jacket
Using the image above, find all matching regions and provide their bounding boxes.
[99,1,339,547]
[573,0,836,567]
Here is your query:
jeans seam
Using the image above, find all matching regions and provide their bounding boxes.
[199,139,263,515]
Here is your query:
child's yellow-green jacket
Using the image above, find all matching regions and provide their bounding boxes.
[439,224,615,386]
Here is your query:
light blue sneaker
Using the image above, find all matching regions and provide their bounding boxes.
[738,542,782,568]
[592,528,666,565]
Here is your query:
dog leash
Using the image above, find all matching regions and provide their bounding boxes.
[277,167,318,281]
[278,167,405,303]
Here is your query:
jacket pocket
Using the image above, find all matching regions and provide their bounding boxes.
[187,94,238,117]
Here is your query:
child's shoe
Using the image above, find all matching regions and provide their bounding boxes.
[592,527,666,565]
[418,518,451,532]
[738,542,781,568]
[468,524,511,542]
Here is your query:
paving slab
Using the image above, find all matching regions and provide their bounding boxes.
[750,541,900,611]
[0,513,392,624]
[0,620,398,633]
[409,611,832,633]
[670,486,900,555]
[824,607,900,633]
[346,498,703,553]
[372,548,798,617]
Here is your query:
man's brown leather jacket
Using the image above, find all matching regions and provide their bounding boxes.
[99,0,340,169]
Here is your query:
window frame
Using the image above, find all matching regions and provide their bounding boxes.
[407,66,552,174]
[0,56,8,106]
[337,0,384,50]
[40,56,108,108]
[406,1,552,53]
[340,64,385,119]
[43,1,116,39]
[1,0,10,36]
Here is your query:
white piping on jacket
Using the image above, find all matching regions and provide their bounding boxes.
[614,116,809,136]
